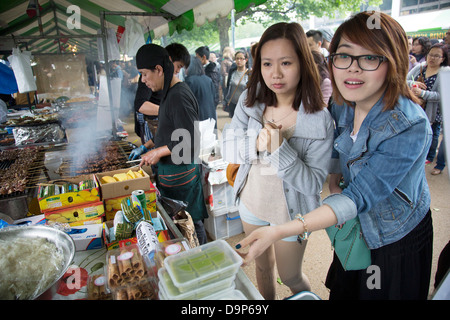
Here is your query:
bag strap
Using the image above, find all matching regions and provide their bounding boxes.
[227,69,248,106]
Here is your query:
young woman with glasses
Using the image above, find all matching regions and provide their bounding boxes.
[236,12,433,300]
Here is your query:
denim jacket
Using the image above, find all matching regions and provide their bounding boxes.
[222,90,335,221]
[323,95,432,249]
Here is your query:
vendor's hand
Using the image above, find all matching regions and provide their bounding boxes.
[235,226,281,266]
[129,145,148,160]
[257,122,282,153]
[140,148,162,166]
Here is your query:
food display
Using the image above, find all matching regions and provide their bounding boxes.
[106,245,157,300]
[101,169,145,184]
[155,238,190,270]
[57,141,131,177]
[38,175,101,213]
[0,146,43,195]
[87,274,111,300]
[163,240,243,294]
[158,267,235,300]
[0,237,65,300]
[5,113,59,126]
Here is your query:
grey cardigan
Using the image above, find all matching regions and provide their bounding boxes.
[407,62,450,123]
[222,89,335,220]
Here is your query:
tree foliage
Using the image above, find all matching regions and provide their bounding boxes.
[167,0,382,53]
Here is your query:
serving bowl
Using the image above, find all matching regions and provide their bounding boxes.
[0,225,75,300]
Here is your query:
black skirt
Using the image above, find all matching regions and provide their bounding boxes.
[325,210,433,300]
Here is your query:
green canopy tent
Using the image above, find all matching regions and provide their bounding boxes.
[0,0,267,136]
[0,0,267,54]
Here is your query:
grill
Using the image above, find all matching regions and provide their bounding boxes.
[0,146,46,197]
[0,146,47,220]
[56,139,134,178]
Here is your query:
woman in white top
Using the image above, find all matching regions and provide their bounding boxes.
[223,22,334,299]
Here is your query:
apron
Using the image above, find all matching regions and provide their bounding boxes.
[157,163,208,222]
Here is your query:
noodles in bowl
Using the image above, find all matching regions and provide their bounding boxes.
[0,225,75,300]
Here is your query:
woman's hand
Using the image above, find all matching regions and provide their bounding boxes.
[256,122,282,153]
[235,226,282,265]
[412,86,426,97]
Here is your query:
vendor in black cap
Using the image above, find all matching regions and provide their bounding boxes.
[136,43,209,244]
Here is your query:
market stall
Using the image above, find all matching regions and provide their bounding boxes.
[0,0,268,301]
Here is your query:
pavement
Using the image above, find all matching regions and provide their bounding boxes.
[123,104,450,300]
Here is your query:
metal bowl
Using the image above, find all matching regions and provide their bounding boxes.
[0,225,75,300]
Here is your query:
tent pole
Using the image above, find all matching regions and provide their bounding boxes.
[100,11,117,139]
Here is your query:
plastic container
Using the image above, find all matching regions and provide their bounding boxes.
[112,278,157,300]
[155,238,190,270]
[164,239,243,292]
[106,244,158,300]
[158,267,235,300]
[202,289,247,300]
[87,273,111,300]
[204,209,243,240]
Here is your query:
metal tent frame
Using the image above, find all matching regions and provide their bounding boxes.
[1,10,175,139]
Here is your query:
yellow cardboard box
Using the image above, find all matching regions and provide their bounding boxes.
[104,183,157,221]
[45,201,105,224]
[38,174,100,213]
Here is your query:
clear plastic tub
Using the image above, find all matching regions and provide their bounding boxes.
[112,278,157,300]
[87,273,111,300]
[202,289,247,300]
[164,239,243,292]
[158,267,235,300]
[106,244,158,300]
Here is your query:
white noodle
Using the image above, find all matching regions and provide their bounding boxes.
[0,237,65,300]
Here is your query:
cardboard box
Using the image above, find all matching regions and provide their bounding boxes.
[104,188,157,221]
[96,167,151,199]
[103,211,169,250]
[38,174,101,213]
[44,201,105,224]
[13,214,46,226]
[67,216,103,227]
[68,223,104,251]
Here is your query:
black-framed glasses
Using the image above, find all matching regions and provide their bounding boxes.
[329,53,387,71]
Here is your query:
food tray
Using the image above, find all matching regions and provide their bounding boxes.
[164,239,242,292]
[158,267,235,300]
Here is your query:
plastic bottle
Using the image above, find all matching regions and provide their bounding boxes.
[136,220,159,263]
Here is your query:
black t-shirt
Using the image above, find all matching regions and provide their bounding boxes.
[154,82,200,165]
[134,76,164,117]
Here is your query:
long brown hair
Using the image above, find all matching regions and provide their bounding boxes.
[328,11,419,110]
[246,22,324,113]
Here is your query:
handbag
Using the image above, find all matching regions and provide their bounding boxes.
[225,69,248,108]
[415,65,427,109]
[226,163,240,187]
[325,217,371,271]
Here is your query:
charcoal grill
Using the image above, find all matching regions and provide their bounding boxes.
[0,146,47,219]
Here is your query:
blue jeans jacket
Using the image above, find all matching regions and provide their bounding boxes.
[323,95,432,249]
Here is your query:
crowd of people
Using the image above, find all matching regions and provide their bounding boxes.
[118,12,449,300]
